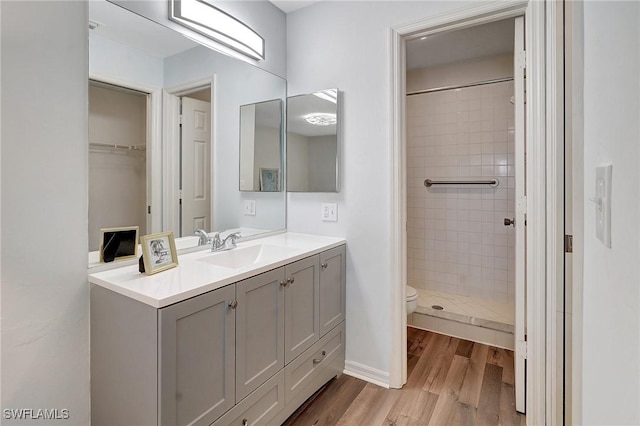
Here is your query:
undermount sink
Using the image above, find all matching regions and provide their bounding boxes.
[197,244,303,269]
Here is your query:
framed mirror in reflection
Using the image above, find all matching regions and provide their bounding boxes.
[239,99,283,192]
[286,89,340,192]
[88,0,287,266]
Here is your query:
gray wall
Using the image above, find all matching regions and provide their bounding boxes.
[286,0,474,383]
[0,0,287,421]
[1,1,90,423]
[580,1,640,423]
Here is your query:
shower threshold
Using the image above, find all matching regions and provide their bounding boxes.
[413,288,515,334]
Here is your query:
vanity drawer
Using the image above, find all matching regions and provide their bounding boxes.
[285,322,344,405]
[211,370,285,426]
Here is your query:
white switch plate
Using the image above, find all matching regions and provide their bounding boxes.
[595,164,612,248]
[244,200,256,216]
[321,203,337,221]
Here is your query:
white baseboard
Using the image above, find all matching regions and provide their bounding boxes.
[343,360,390,389]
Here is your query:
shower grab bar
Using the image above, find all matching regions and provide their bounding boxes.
[424,178,499,188]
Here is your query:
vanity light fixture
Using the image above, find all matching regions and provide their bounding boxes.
[169,0,265,60]
[304,113,337,126]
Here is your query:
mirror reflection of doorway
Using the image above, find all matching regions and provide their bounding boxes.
[88,81,149,251]
[179,88,211,237]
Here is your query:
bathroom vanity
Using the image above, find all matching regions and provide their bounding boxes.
[89,233,346,426]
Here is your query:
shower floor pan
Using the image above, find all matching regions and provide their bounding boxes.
[409,288,516,350]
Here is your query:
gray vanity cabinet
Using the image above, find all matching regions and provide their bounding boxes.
[235,268,285,401]
[284,255,320,364]
[159,285,236,426]
[91,244,346,426]
[319,245,346,336]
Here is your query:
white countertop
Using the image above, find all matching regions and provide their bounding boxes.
[88,233,346,308]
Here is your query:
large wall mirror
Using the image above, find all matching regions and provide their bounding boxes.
[286,89,340,192]
[239,99,283,192]
[88,0,286,265]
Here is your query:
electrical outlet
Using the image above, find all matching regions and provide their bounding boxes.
[321,203,337,222]
[244,200,256,216]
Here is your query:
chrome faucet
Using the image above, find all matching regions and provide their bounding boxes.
[194,229,210,246]
[211,231,242,252]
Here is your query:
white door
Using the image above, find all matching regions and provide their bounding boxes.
[181,97,211,236]
[513,15,527,414]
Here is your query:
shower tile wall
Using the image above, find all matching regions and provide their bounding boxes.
[406,81,515,303]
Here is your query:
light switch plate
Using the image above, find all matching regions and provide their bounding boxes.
[595,164,612,248]
[321,203,337,221]
[244,200,256,216]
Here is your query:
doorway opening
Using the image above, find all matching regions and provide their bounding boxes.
[164,82,213,238]
[405,17,519,337]
[391,2,559,423]
[403,16,527,415]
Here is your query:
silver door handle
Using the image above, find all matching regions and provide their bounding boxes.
[287,277,295,284]
[280,280,288,287]
[321,262,328,269]
[228,300,238,309]
[504,218,515,227]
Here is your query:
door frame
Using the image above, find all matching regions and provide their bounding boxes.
[389,1,563,424]
[89,73,162,234]
[163,77,215,235]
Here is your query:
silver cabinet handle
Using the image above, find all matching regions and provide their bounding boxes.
[313,350,326,364]
[228,300,238,309]
[242,419,249,426]
[321,262,328,269]
[280,280,288,287]
[287,276,295,284]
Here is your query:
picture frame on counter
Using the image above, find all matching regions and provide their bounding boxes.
[99,226,139,263]
[140,231,178,275]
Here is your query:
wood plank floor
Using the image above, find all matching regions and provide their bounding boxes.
[283,328,525,426]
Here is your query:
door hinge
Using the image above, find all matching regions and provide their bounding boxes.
[517,339,528,360]
[517,50,526,72]
[178,114,183,126]
[516,196,527,215]
[565,234,573,253]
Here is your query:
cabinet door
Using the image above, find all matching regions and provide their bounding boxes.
[284,255,319,364]
[319,245,346,336]
[236,267,285,401]
[159,285,236,426]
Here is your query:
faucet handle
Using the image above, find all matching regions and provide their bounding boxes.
[212,232,221,244]
[223,232,241,249]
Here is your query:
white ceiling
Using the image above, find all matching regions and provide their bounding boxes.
[89,0,198,58]
[270,1,320,14]
[406,18,515,70]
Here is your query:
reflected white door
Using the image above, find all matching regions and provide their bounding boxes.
[181,97,211,236]
[514,15,527,414]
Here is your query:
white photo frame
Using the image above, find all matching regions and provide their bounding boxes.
[140,231,178,275]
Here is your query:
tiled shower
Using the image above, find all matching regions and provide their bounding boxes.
[406,80,516,338]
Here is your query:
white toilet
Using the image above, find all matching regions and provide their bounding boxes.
[406,285,418,315]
